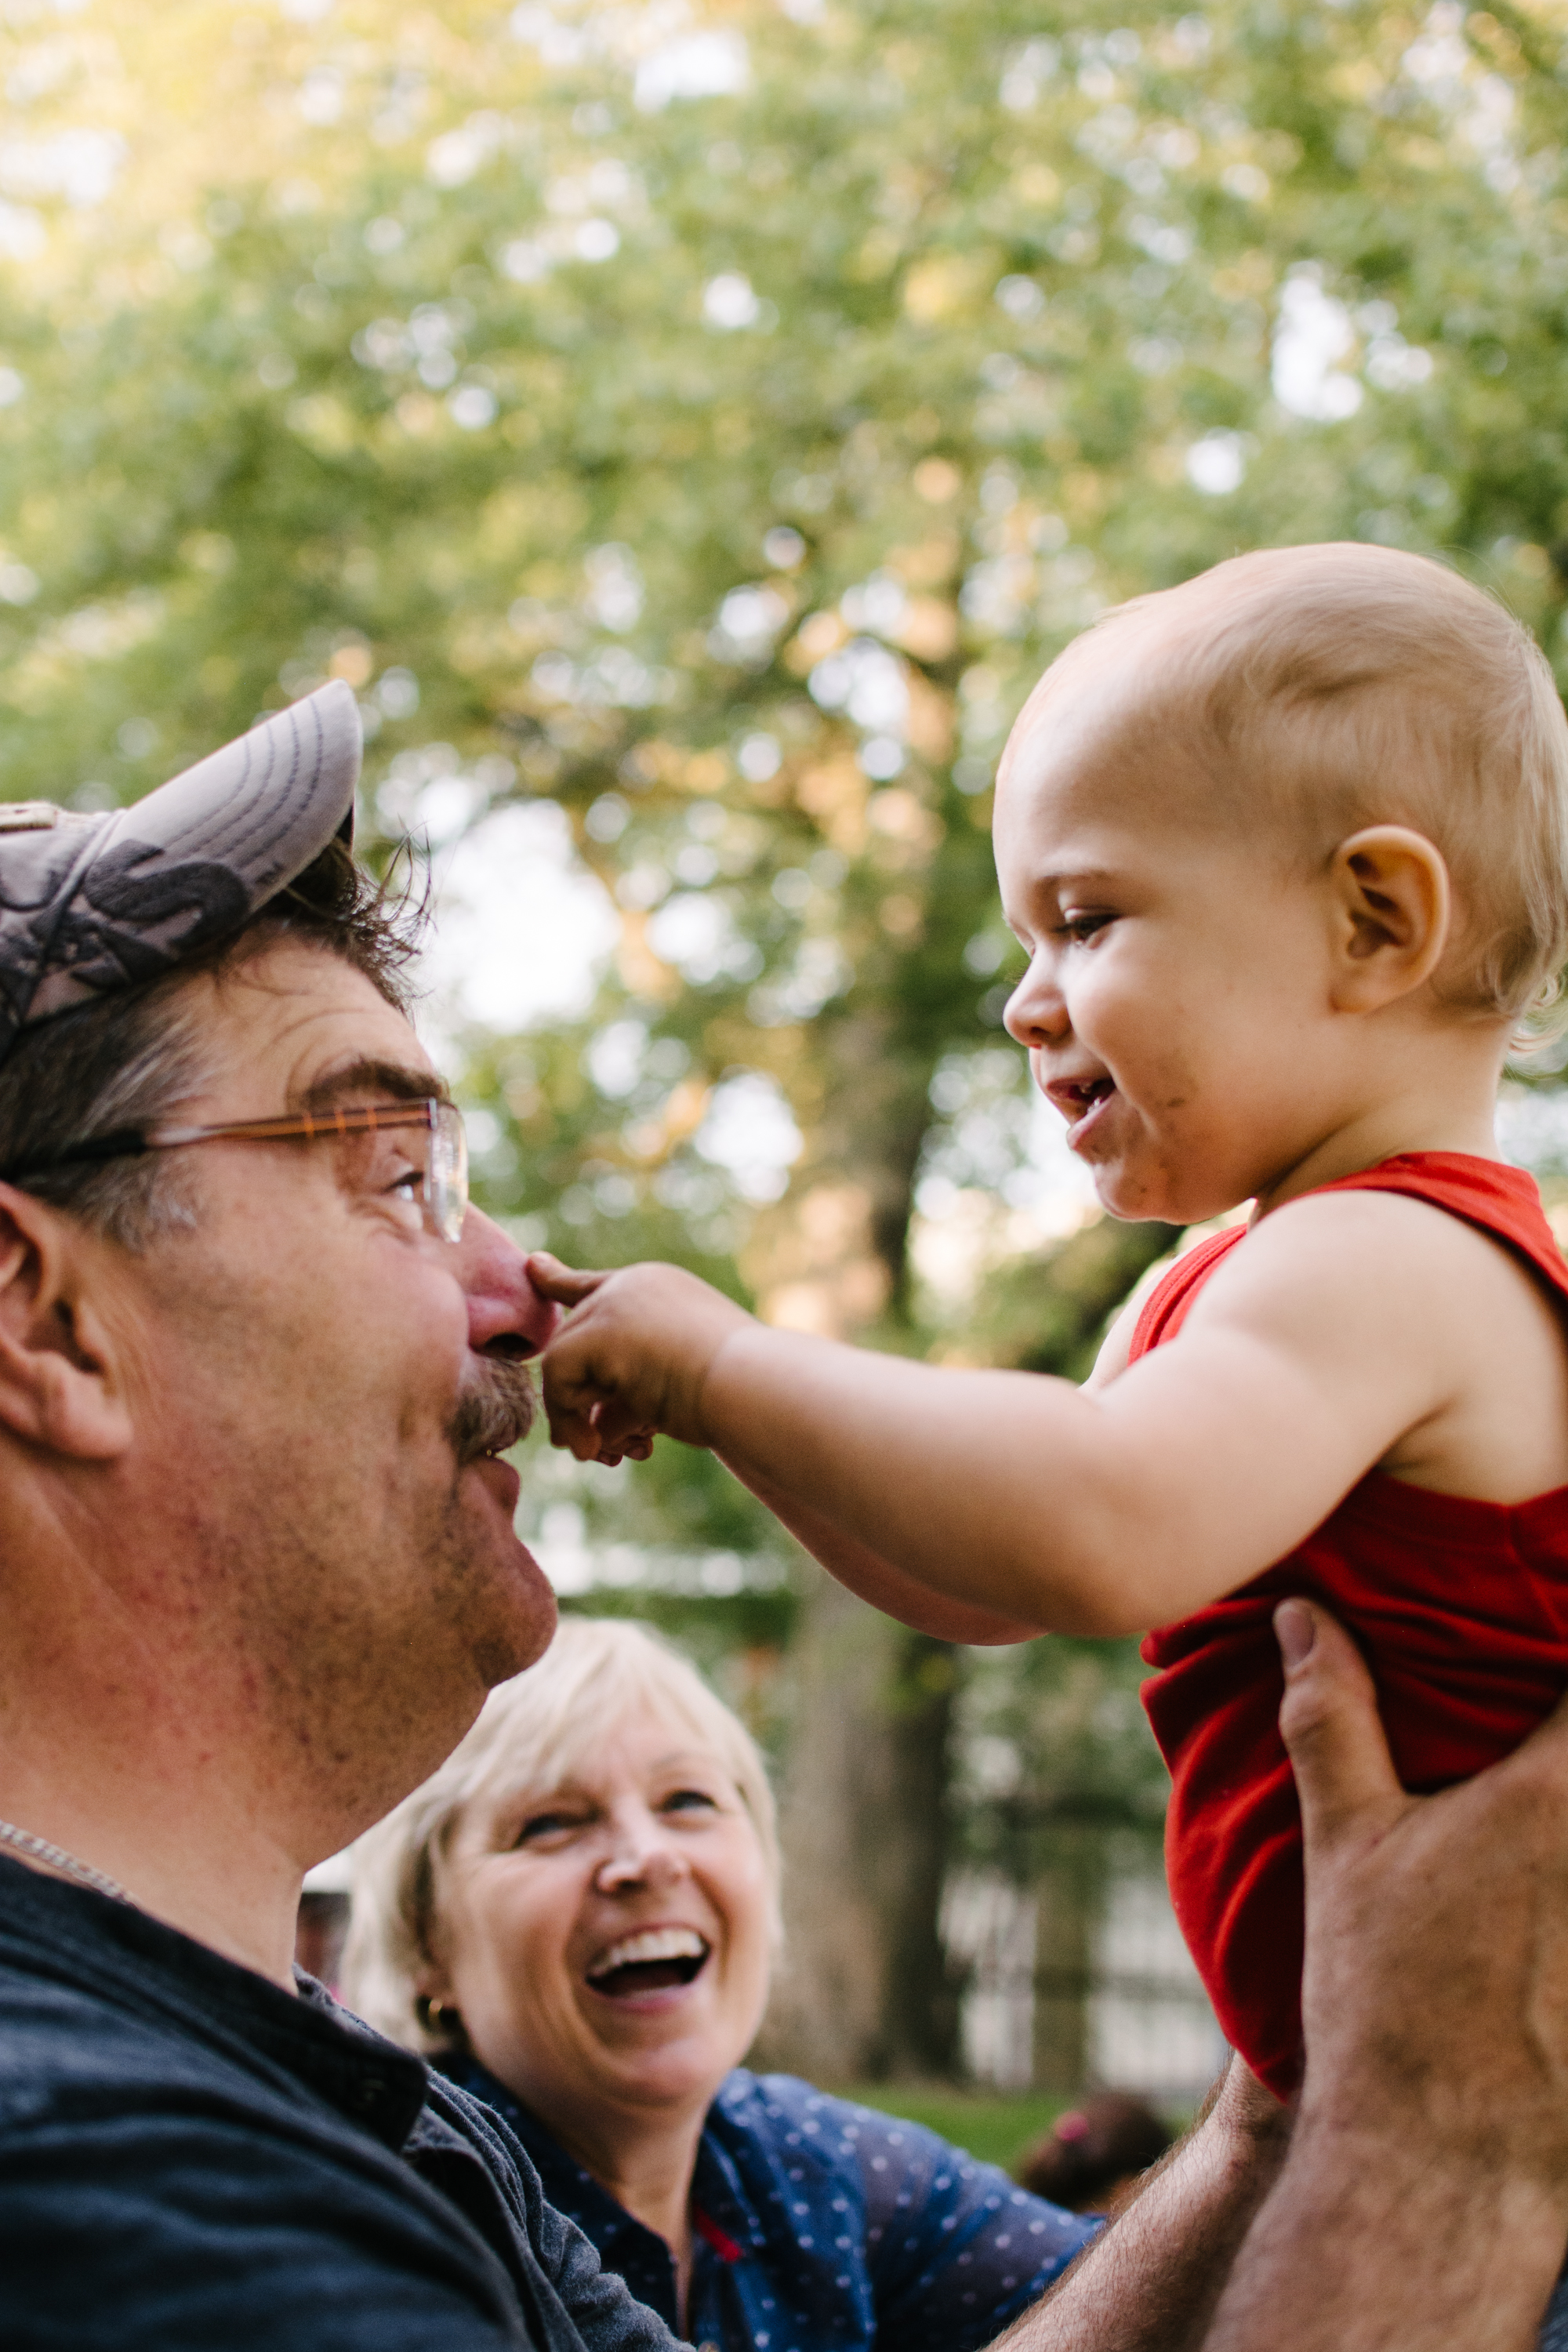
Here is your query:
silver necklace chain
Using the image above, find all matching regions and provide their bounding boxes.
[0,1817,132,1905]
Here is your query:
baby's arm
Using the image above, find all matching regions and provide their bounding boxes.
[532,1191,1477,1637]
[525,1258,1044,1640]
[717,1459,1051,1643]
[710,1286,1150,1642]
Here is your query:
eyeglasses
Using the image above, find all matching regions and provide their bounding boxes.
[0,1098,470,1244]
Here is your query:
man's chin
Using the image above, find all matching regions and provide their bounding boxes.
[470,1575,556,1687]
[454,1461,557,1678]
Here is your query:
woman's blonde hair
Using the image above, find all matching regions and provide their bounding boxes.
[339,1615,780,2055]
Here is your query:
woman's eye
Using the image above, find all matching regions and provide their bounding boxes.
[513,1811,579,1846]
[663,1788,719,1817]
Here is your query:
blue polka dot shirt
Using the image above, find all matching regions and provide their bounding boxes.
[441,2061,1098,2352]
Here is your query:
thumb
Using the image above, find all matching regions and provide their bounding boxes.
[527,1252,611,1308]
[1276,1600,1404,1865]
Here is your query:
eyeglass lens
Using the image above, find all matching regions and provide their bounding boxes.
[428,1100,469,1243]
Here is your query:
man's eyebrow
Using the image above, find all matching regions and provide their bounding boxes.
[295,1058,452,1114]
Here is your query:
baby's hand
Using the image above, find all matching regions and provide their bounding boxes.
[529,1252,753,1463]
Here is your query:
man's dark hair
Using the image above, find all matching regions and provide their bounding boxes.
[0,840,425,1249]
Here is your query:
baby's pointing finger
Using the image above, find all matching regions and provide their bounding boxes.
[527,1251,612,1307]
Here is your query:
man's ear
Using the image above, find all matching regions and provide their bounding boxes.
[0,1185,132,1460]
[1327,825,1452,1013]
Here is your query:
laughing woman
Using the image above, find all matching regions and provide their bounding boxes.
[342,1619,1095,2351]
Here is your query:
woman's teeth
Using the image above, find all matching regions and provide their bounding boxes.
[586,1926,711,1995]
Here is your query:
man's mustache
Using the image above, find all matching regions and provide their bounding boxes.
[450,1356,538,1465]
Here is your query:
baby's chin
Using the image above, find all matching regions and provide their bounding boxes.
[1091,1160,1225,1228]
[1085,1157,1165,1221]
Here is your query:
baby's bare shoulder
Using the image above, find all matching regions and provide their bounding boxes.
[1195,1184,1552,1356]
[1087,1193,1468,1391]
[1236,1185,1568,1497]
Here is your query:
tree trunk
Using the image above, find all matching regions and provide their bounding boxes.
[745,1004,960,2083]
[758,1565,960,2080]
[1031,1822,1106,2097]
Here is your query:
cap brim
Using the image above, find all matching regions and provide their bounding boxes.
[102,677,361,884]
[24,681,362,1027]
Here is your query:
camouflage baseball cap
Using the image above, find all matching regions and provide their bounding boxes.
[0,681,361,1062]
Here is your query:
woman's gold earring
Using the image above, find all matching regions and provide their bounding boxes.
[417,1992,463,2038]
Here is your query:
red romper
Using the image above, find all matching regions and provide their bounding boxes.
[1136,1152,1568,2100]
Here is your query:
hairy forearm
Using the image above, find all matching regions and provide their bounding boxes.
[995,2094,1287,2352]
[1207,2118,1567,2352]
[716,1453,1044,1642]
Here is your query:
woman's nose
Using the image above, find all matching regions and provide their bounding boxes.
[594,1824,690,1893]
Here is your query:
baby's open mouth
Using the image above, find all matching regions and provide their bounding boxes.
[585,1926,712,1998]
[1058,1076,1115,1118]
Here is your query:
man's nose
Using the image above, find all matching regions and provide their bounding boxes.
[1003,952,1069,1050]
[458,1206,562,1357]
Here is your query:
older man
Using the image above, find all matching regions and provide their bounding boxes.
[0,686,1566,2349]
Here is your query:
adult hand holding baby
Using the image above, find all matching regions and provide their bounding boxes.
[1012,1598,1568,2352]
[529,1250,750,1462]
[1203,1597,1568,2352]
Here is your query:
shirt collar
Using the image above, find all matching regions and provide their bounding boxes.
[441,2057,764,2265]
[0,1853,431,2151]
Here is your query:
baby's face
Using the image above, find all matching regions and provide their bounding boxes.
[993,653,1350,1226]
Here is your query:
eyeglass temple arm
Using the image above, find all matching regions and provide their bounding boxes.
[143,1104,442,1146]
[2,1127,154,1178]
[0,1102,441,1184]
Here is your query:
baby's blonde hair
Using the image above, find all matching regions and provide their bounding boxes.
[339,1615,780,2055]
[1037,543,1568,1024]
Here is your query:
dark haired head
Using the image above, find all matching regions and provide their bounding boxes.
[1014,2091,1173,2215]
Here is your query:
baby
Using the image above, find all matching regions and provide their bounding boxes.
[532,543,1568,2100]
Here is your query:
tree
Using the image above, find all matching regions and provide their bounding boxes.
[4,0,1568,2080]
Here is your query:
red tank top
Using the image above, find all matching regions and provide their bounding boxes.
[1135,1152,1568,2100]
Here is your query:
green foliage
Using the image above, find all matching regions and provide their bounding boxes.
[956,1632,1174,1860]
[6,0,1568,1705]
[967,1214,1180,1381]
[834,2082,1076,2169]
[8,5,1568,1275]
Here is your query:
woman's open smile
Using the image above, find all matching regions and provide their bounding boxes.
[584,1922,713,2003]
[424,1707,775,2141]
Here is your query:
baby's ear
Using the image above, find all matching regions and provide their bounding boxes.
[1327,825,1451,1010]
[0,1185,133,1461]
